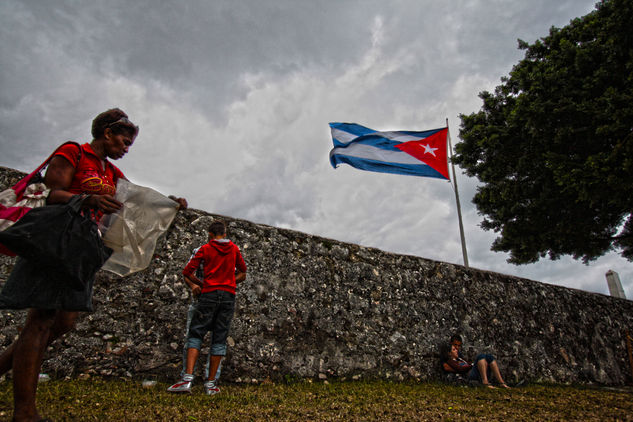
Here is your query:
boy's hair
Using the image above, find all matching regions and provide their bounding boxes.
[209,221,227,237]
[449,334,462,344]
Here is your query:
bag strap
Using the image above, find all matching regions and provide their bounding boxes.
[12,142,82,199]
[67,194,89,212]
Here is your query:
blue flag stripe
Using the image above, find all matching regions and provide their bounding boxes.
[330,154,445,179]
[335,134,402,151]
[329,122,445,139]
[328,122,376,137]
[330,123,444,149]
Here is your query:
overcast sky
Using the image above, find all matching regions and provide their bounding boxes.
[1,0,630,299]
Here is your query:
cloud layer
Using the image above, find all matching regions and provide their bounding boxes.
[2,0,630,298]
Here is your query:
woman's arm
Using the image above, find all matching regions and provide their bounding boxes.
[44,156,76,205]
[44,156,122,213]
[168,195,188,210]
[445,358,472,373]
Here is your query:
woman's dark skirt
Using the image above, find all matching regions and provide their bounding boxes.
[0,257,95,312]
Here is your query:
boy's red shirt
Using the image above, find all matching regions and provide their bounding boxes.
[182,239,246,295]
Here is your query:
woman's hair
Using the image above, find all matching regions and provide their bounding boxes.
[91,108,139,139]
[439,342,452,361]
[208,221,227,237]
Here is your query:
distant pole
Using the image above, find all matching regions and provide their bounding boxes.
[446,118,469,268]
[605,270,626,299]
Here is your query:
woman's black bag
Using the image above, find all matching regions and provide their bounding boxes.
[0,195,112,290]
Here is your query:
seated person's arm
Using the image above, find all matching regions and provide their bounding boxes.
[445,358,472,373]
[444,359,462,373]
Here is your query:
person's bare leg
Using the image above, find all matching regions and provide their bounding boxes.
[490,360,510,388]
[0,341,16,377]
[0,311,77,379]
[12,309,57,422]
[207,356,222,381]
[49,311,78,341]
[477,359,494,388]
[185,348,199,375]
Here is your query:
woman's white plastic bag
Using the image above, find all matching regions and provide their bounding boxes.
[99,179,179,277]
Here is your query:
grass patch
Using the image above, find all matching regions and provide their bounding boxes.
[1,378,632,421]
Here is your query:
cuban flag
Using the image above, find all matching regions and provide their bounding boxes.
[329,123,449,180]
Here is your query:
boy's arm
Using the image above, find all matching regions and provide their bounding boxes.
[183,246,205,284]
[235,247,247,284]
[235,271,246,284]
[184,274,202,296]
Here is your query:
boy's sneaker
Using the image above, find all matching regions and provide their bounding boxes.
[167,374,194,393]
[204,379,220,396]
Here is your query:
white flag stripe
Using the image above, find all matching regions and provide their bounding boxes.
[330,127,361,144]
[378,131,424,143]
[330,143,426,166]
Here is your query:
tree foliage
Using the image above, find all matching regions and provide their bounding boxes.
[454,0,633,264]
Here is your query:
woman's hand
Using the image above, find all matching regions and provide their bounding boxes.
[169,195,188,210]
[88,194,123,214]
[191,285,201,296]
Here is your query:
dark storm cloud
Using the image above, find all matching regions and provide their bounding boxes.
[2,0,629,299]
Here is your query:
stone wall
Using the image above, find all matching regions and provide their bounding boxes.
[1,166,633,385]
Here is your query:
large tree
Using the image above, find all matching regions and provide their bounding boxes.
[454,0,633,264]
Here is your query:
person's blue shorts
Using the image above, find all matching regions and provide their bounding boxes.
[468,354,495,382]
[186,290,235,356]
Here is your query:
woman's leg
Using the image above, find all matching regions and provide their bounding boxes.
[0,311,78,379]
[48,310,79,341]
[477,358,490,384]
[12,308,57,421]
[490,360,510,388]
[0,341,16,377]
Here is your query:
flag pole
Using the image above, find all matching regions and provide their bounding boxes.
[446,118,469,268]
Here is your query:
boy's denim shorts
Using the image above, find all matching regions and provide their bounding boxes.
[186,290,235,355]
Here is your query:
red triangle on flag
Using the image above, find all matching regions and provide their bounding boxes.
[394,128,449,179]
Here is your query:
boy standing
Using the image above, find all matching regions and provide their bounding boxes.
[167,245,221,393]
[168,221,246,395]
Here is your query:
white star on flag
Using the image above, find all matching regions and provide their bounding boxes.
[420,143,438,157]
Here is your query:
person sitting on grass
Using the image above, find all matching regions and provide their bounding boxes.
[442,334,510,389]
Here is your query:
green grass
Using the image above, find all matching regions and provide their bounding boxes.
[1,378,632,421]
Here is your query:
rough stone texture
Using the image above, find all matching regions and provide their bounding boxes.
[1,165,633,385]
